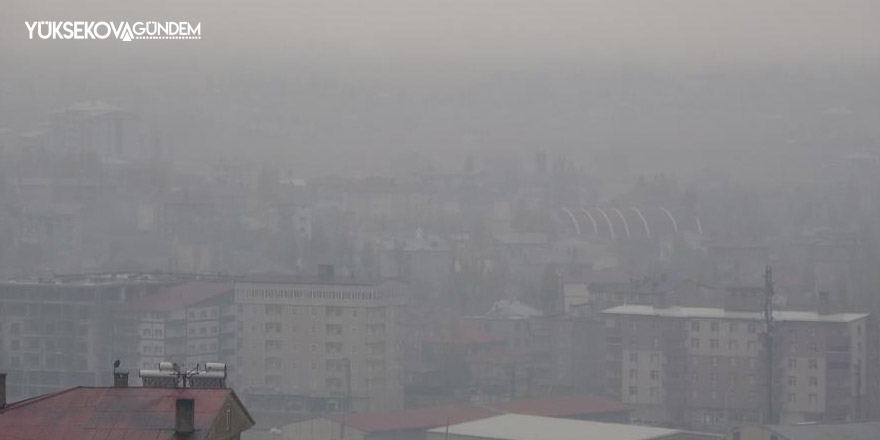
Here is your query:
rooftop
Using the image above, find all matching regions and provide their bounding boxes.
[0,386,254,440]
[132,281,233,312]
[601,305,868,323]
[426,414,687,440]
[323,394,629,433]
[326,404,500,432]
[489,394,628,417]
[764,422,880,440]
[482,299,544,319]
[235,275,397,287]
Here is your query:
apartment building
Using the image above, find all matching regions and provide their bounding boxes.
[602,294,869,431]
[0,274,178,400]
[233,267,408,414]
[460,298,599,399]
[130,281,235,374]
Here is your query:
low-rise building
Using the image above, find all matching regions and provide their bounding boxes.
[0,371,255,440]
[283,394,631,440]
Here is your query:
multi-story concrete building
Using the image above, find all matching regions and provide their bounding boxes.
[233,267,408,414]
[0,274,178,400]
[130,281,236,374]
[461,298,600,399]
[602,294,869,431]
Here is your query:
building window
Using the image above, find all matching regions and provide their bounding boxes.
[651,353,660,363]
[629,386,637,396]
[710,339,719,350]
[809,376,818,386]
[809,394,817,406]
[650,387,659,397]
[788,358,796,368]
[650,370,659,380]
[787,393,796,403]
[747,341,756,351]
[629,352,638,362]
[788,376,796,386]
[809,359,818,369]
[630,369,638,379]
[691,338,700,348]
[748,323,757,333]
[691,321,700,332]
[729,323,738,333]
[710,322,719,332]
[810,343,818,352]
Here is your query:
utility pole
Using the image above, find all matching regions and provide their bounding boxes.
[763,266,776,424]
[855,359,862,420]
[344,357,352,414]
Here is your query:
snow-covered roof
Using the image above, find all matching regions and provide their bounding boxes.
[601,304,868,323]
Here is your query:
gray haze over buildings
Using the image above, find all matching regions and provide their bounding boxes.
[3,1,879,178]
[1,2,880,440]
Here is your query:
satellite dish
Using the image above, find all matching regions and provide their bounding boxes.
[113,360,121,369]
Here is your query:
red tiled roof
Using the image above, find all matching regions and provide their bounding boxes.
[326,394,629,433]
[0,387,254,440]
[490,394,629,417]
[326,404,500,432]
[132,281,232,312]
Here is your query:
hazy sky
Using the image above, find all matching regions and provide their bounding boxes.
[4,0,879,69]
[2,1,879,179]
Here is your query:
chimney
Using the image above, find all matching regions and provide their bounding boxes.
[175,398,195,435]
[818,291,831,315]
[113,372,129,388]
[1,373,6,409]
[318,264,334,280]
